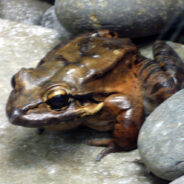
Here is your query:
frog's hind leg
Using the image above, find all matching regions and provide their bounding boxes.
[153,41,184,99]
[153,40,184,77]
[140,41,184,104]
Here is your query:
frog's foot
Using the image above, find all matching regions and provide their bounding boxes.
[96,143,122,161]
[89,139,121,161]
[37,128,45,135]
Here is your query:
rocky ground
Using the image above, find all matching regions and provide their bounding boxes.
[0,0,184,183]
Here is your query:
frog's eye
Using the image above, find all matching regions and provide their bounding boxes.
[109,31,118,38]
[46,89,69,110]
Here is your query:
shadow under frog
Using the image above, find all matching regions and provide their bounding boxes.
[6,30,184,161]
[8,127,111,167]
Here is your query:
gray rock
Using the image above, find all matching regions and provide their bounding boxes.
[169,176,184,184]
[138,89,184,181]
[55,0,184,37]
[41,6,72,39]
[0,0,51,25]
[0,18,168,184]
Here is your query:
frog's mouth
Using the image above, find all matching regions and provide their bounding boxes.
[6,92,104,128]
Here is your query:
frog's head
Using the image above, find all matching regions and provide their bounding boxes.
[6,67,104,128]
[6,30,136,128]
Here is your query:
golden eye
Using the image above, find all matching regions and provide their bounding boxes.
[46,89,69,110]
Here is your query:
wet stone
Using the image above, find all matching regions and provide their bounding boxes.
[138,89,184,181]
[55,0,184,37]
[41,6,72,39]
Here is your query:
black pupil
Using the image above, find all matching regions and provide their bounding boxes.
[46,94,69,110]
[109,31,115,37]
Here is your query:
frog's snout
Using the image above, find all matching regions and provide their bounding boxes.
[6,107,22,126]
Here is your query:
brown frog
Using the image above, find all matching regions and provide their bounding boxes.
[6,30,184,161]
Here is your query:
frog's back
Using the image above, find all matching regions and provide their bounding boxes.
[37,31,138,95]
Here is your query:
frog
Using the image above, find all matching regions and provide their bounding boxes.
[6,30,184,161]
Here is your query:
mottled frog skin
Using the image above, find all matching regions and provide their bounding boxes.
[6,30,184,160]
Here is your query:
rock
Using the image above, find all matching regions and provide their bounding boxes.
[55,0,184,37]
[0,18,167,184]
[41,6,72,39]
[138,89,184,181]
[169,176,184,184]
[0,0,51,25]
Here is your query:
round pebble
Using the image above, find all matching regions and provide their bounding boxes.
[41,6,72,39]
[169,176,184,184]
[138,89,184,181]
[55,0,184,37]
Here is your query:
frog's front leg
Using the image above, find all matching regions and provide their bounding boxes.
[91,94,144,161]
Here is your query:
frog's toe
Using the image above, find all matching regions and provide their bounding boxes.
[95,142,121,161]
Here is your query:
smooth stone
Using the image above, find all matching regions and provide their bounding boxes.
[0,18,167,184]
[169,176,184,184]
[41,6,72,39]
[0,0,51,25]
[138,89,184,181]
[55,0,184,37]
